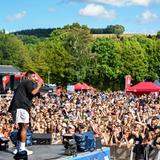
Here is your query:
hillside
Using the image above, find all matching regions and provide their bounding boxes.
[13,28,155,39]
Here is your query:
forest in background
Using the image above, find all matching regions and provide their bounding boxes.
[0,23,160,90]
[13,24,125,38]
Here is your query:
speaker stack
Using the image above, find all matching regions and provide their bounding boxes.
[32,133,52,145]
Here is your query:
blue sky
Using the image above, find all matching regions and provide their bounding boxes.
[0,0,160,34]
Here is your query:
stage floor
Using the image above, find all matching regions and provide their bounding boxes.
[0,144,113,160]
[0,144,68,160]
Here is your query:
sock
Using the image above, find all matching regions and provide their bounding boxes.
[19,142,26,151]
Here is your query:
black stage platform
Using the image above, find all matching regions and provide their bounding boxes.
[0,145,68,160]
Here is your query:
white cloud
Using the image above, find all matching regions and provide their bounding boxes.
[137,10,158,24]
[96,0,159,6]
[128,0,152,6]
[6,11,26,22]
[93,0,126,6]
[79,3,116,20]
[69,0,160,6]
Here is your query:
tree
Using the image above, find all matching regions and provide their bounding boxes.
[105,25,125,36]
[134,35,160,80]
[42,39,71,83]
[156,31,160,39]
[27,30,72,83]
[120,37,148,82]
[155,40,160,78]
[13,28,56,38]
[0,32,31,71]
[51,23,93,83]
[91,38,122,88]
[17,35,41,45]
[114,25,125,36]
[105,25,114,34]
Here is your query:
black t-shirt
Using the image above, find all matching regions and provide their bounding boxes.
[8,80,35,113]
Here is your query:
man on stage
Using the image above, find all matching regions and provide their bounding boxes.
[8,71,43,158]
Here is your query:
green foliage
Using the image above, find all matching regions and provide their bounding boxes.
[155,40,160,78]
[0,25,159,90]
[17,35,41,45]
[157,31,160,39]
[13,28,56,38]
[135,36,160,80]
[26,42,49,78]
[57,23,92,82]
[91,38,122,88]
[0,32,31,71]
[40,39,71,83]
[105,25,125,36]
[12,25,126,38]
[63,22,89,31]
[120,37,148,82]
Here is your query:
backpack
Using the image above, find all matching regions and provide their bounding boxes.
[85,131,96,151]
[75,131,96,152]
[75,133,86,152]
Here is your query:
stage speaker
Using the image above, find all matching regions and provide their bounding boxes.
[32,133,52,145]
[10,75,15,90]
[96,137,102,149]
[0,137,9,151]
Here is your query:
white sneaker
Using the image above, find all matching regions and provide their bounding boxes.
[25,149,33,155]
[12,148,33,155]
[12,149,18,155]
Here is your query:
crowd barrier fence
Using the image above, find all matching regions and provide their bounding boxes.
[109,145,160,160]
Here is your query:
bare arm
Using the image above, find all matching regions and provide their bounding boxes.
[32,82,42,95]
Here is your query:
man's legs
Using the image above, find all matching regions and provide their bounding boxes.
[13,123,28,159]
[14,109,32,155]
[17,123,28,152]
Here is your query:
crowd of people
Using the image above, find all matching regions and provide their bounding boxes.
[0,89,160,159]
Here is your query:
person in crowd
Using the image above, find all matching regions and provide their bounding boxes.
[0,87,159,159]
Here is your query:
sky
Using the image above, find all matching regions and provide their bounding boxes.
[0,0,160,34]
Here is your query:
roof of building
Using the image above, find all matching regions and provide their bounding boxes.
[0,65,20,75]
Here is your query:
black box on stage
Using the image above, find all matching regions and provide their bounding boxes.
[0,137,9,151]
[32,133,52,145]
[62,134,77,156]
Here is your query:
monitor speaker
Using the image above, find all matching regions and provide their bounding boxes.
[32,133,52,145]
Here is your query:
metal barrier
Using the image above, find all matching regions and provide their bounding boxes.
[109,145,160,160]
[109,145,131,160]
[158,150,160,160]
